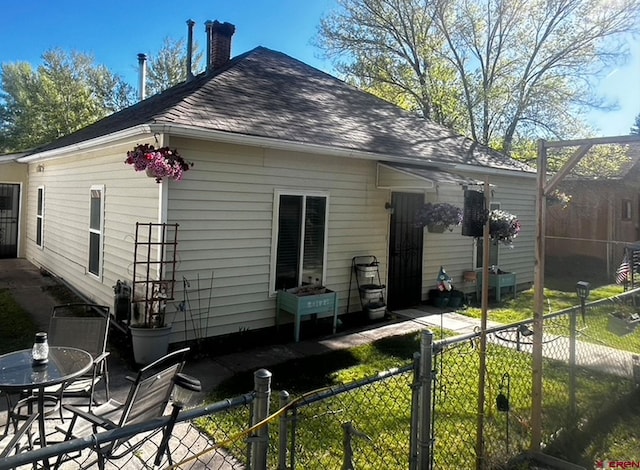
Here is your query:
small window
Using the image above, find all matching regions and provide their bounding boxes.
[271,191,328,292]
[622,199,632,221]
[474,202,501,269]
[36,187,44,248]
[88,186,104,277]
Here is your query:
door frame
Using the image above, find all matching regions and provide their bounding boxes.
[387,191,424,310]
[0,183,21,259]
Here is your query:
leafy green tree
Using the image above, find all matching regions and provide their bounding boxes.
[547,144,632,178]
[145,37,203,97]
[0,49,135,152]
[317,0,640,155]
[317,0,466,129]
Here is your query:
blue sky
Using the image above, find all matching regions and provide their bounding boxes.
[0,0,638,137]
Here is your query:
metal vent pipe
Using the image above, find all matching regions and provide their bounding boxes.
[137,53,147,101]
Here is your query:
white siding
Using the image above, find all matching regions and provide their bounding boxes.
[23,133,536,344]
[420,173,536,299]
[25,139,162,308]
[165,138,391,339]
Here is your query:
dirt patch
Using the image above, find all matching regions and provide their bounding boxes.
[41,283,86,304]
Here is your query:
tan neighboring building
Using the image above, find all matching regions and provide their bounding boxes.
[0,154,27,259]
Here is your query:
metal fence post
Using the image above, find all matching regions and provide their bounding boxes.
[409,351,421,470]
[278,390,290,470]
[569,307,577,418]
[250,368,272,470]
[418,329,434,470]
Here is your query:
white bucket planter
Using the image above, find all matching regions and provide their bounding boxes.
[366,302,386,320]
[130,325,172,365]
[359,284,384,302]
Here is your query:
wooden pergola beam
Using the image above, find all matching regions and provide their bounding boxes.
[542,134,640,148]
[531,133,640,451]
[544,144,592,196]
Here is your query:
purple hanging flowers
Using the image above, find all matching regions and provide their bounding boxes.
[125,144,193,183]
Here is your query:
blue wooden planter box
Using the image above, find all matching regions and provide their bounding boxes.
[476,272,516,302]
[276,288,338,342]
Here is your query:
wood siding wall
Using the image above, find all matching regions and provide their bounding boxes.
[546,179,639,276]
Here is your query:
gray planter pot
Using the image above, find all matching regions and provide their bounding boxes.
[130,324,172,365]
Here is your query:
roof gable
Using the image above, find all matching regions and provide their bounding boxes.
[27,47,531,173]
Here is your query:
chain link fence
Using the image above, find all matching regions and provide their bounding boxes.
[3,290,640,469]
[281,365,416,469]
[0,393,255,470]
[430,289,640,469]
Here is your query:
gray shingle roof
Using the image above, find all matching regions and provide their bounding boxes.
[28,47,531,172]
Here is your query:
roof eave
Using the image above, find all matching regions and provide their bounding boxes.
[149,123,452,166]
[16,125,153,163]
[15,122,533,178]
[151,124,532,174]
[451,162,537,178]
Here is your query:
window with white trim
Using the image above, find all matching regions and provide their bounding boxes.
[36,187,44,248]
[272,192,328,291]
[474,202,501,269]
[88,186,104,277]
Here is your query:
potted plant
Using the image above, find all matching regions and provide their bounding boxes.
[607,308,640,336]
[125,143,193,183]
[129,282,173,365]
[415,202,463,233]
[488,210,521,245]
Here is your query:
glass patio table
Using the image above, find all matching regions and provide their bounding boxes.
[0,347,92,465]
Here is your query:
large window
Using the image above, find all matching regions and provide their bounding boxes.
[272,192,328,291]
[474,202,501,269]
[88,186,104,277]
[36,187,44,248]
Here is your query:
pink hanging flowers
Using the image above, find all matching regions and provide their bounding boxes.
[125,143,193,183]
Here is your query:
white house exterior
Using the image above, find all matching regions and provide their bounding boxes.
[14,23,536,344]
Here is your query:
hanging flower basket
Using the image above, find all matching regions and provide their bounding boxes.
[488,210,521,245]
[125,143,193,183]
[415,202,463,232]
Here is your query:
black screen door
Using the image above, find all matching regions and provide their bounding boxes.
[387,192,424,310]
[0,184,19,258]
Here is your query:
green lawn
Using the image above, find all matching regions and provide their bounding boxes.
[0,285,637,467]
[203,284,640,468]
[462,284,625,323]
[203,328,639,468]
[0,289,38,355]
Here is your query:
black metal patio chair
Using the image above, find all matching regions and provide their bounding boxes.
[47,303,111,411]
[7,303,112,433]
[54,347,189,470]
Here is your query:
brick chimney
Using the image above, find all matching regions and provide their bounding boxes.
[205,20,236,73]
